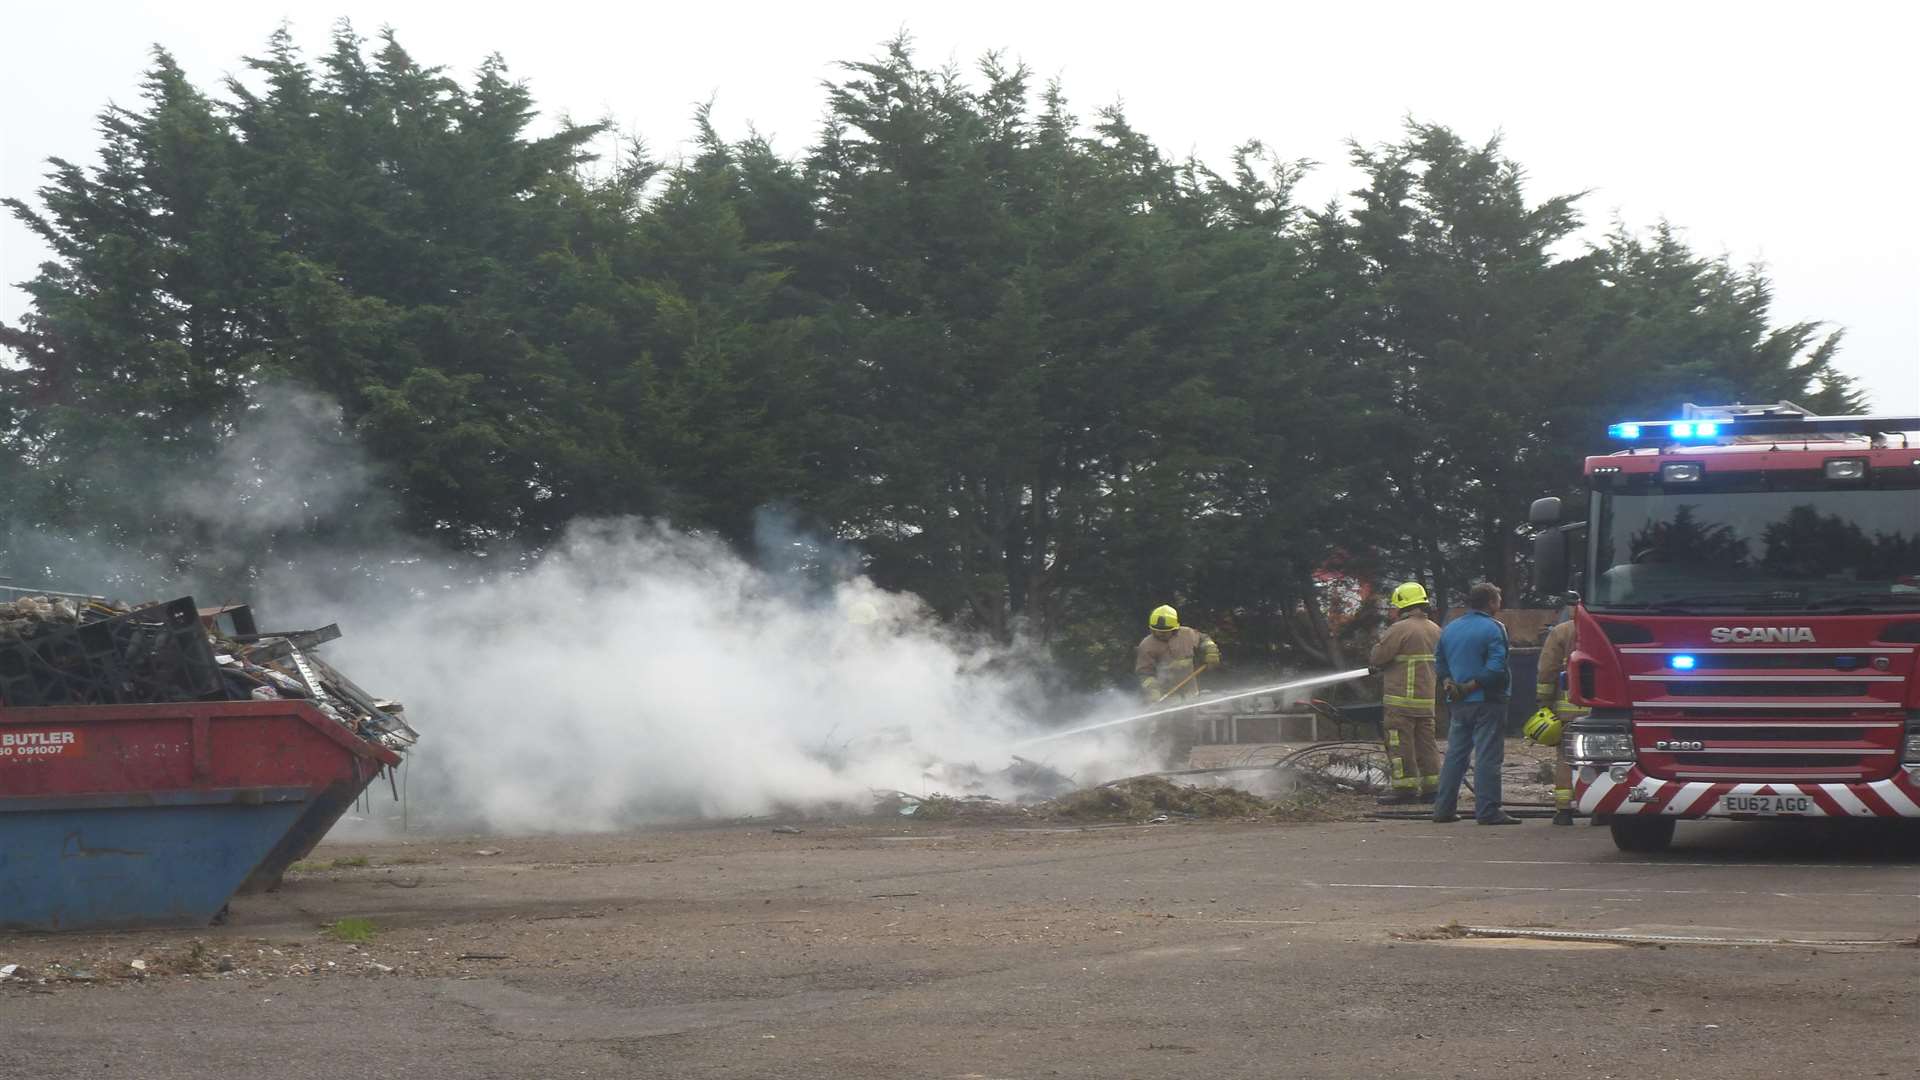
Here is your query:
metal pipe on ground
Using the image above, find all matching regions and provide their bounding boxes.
[1369,805,1560,820]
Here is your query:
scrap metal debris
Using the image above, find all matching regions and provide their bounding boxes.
[0,590,414,752]
[0,594,86,641]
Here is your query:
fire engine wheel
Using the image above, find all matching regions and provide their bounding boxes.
[1609,816,1676,854]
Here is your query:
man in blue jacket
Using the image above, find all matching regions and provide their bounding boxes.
[1431,582,1520,825]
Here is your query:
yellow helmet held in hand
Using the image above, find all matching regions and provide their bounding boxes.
[1148,604,1180,632]
[1390,582,1430,610]
[1523,707,1563,746]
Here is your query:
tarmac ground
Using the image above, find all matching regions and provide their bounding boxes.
[4,813,1917,1079]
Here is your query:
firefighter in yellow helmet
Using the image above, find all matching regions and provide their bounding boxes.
[1527,610,1583,825]
[1134,605,1220,703]
[1368,582,1443,804]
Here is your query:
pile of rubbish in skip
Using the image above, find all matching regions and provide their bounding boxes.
[0,589,414,752]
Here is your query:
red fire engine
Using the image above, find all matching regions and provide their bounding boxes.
[1530,402,1920,852]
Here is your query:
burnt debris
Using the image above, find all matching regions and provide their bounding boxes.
[0,592,415,751]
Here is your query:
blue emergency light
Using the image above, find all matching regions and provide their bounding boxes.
[1669,654,1697,671]
[1608,419,1724,441]
[1606,407,1920,442]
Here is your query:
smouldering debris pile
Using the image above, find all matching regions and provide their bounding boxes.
[0,589,414,752]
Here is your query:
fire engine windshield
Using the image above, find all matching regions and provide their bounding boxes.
[1589,467,1920,611]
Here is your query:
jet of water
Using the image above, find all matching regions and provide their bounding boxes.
[1013,667,1373,746]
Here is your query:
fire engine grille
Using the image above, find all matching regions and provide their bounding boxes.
[1637,706,1898,719]
[1631,715,1904,782]
[1660,751,1894,769]
[1657,680,1874,697]
[1637,652,1901,672]
[1655,725,1878,742]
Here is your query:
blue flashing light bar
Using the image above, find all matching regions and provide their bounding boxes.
[1606,410,1920,441]
[1669,654,1697,671]
[1608,419,1729,442]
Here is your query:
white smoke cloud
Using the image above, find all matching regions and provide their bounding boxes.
[3,382,386,600]
[262,518,1157,833]
[180,383,378,534]
[10,384,1164,832]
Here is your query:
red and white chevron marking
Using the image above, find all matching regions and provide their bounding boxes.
[1575,766,1920,818]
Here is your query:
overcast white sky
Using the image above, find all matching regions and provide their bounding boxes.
[3,1,1914,409]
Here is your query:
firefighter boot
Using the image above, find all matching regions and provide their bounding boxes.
[1551,751,1575,825]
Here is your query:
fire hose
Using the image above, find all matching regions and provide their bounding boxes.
[1014,667,1373,746]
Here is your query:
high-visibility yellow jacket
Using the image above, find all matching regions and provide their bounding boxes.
[1536,619,1583,715]
[1135,626,1220,697]
[1369,610,1441,714]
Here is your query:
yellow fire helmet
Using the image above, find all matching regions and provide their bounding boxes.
[1148,604,1180,632]
[1523,707,1563,747]
[1390,582,1430,610]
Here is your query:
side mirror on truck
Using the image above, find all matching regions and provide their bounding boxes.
[1531,517,1588,597]
[1529,495,1587,595]
[1532,526,1568,594]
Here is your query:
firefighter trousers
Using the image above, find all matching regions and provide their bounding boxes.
[1383,708,1441,795]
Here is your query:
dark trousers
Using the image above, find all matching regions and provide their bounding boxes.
[1432,701,1505,822]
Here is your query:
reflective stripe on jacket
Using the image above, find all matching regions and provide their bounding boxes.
[1136,627,1219,688]
[1369,612,1441,714]
[1535,618,1584,715]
